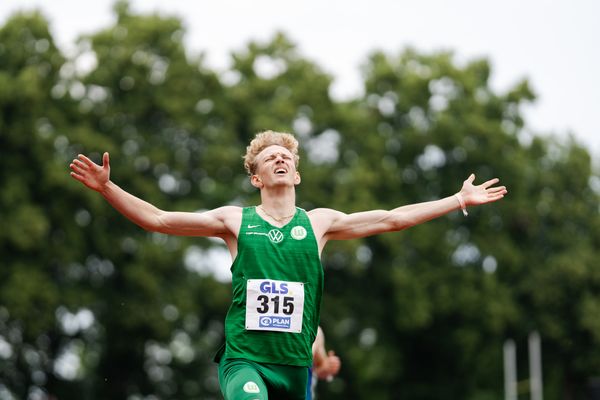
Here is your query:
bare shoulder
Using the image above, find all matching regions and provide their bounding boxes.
[306,208,342,252]
[212,205,243,217]
[307,207,345,219]
[307,207,345,234]
[211,205,243,225]
[206,205,243,239]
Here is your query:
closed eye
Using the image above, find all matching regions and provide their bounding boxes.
[266,153,292,162]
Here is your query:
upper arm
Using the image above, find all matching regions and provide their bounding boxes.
[311,197,461,246]
[155,206,242,238]
[310,208,405,247]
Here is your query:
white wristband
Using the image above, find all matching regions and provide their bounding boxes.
[454,193,468,216]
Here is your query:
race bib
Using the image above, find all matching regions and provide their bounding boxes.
[245,279,304,333]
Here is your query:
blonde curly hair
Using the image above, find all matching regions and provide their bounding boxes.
[243,130,299,175]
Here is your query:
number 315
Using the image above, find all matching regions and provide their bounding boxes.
[256,295,294,315]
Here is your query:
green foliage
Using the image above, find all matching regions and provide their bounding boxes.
[1,3,599,400]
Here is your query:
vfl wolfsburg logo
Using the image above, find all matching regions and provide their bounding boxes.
[268,229,284,243]
[290,226,307,240]
[243,381,260,393]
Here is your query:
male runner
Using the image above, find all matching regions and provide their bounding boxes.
[70,130,507,399]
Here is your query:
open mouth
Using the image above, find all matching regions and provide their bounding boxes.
[275,168,287,175]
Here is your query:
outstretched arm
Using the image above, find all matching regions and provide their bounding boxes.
[312,174,507,243]
[70,153,240,237]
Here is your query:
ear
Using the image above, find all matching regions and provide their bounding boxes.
[294,171,301,186]
[250,174,263,189]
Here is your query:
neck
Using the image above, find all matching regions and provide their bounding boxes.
[260,184,295,203]
[259,187,296,216]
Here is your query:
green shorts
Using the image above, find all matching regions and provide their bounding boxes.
[218,357,309,400]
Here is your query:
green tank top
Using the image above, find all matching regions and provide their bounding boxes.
[220,206,323,367]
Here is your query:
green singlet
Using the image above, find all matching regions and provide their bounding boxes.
[216,206,324,399]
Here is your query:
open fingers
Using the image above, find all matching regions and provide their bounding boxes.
[488,187,507,198]
[487,185,507,194]
[70,171,85,183]
[70,163,85,176]
[77,154,97,167]
[480,178,500,189]
[487,192,506,202]
[72,159,89,170]
[70,158,92,174]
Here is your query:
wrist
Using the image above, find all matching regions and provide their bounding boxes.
[454,193,468,216]
[99,180,113,196]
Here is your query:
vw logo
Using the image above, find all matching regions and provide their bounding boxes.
[267,229,284,243]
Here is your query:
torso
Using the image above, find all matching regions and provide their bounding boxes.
[219,206,336,260]
[220,206,324,366]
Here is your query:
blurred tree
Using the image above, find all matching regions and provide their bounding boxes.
[1,2,599,400]
[0,9,74,400]
[312,49,600,400]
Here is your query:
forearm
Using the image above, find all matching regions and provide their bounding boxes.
[391,174,505,227]
[322,174,505,241]
[390,195,462,229]
[100,181,163,231]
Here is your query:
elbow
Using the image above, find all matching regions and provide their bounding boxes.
[389,214,413,232]
[140,223,159,233]
[137,220,160,233]
[139,211,166,233]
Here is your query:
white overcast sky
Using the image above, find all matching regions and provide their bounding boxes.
[2,0,599,159]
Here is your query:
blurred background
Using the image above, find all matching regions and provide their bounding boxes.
[0,0,599,399]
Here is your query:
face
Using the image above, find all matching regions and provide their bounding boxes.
[252,145,300,189]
